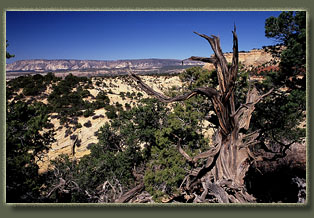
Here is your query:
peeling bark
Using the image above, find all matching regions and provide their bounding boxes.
[129,26,272,203]
[114,183,144,203]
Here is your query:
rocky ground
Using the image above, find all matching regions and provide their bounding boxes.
[7,46,306,202]
[37,75,184,173]
[32,72,306,203]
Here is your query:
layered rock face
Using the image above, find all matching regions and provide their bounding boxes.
[6,48,277,75]
[203,48,275,71]
[6,58,203,80]
[6,59,200,72]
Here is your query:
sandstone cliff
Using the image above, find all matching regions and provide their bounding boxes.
[203,48,276,71]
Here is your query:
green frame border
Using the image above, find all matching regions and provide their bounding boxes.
[1,0,313,217]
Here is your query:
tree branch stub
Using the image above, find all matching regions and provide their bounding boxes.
[128,27,274,203]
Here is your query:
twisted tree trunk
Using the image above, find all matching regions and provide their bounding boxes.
[129,26,272,203]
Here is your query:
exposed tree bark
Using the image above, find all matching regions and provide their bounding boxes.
[114,183,144,203]
[129,26,272,203]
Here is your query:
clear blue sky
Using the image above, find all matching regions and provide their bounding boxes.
[6,11,282,64]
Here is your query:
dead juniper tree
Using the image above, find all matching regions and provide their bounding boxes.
[129,26,273,203]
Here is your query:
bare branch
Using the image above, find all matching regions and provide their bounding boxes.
[186,56,217,64]
[46,178,66,198]
[192,142,220,163]
[203,178,229,203]
[229,25,239,83]
[194,31,229,92]
[231,88,274,130]
[129,71,219,103]
[172,134,193,162]
[114,183,144,203]
[172,133,222,167]
[239,130,260,149]
[260,132,297,161]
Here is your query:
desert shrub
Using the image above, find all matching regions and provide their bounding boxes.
[87,143,96,150]
[70,134,77,140]
[119,92,126,100]
[137,92,143,98]
[44,121,142,203]
[64,128,73,138]
[83,120,92,128]
[92,91,110,109]
[95,80,101,86]
[76,123,82,129]
[6,100,55,202]
[125,103,131,111]
[105,105,117,119]
[83,109,95,117]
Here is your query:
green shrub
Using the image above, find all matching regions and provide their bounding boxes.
[83,109,95,117]
[105,105,117,119]
[76,123,82,128]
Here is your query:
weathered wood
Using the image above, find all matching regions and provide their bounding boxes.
[114,183,144,203]
[129,26,272,203]
[187,56,217,64]
[129,72,219,103]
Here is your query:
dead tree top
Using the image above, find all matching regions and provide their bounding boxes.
[129,26,272,136]
[127,26,274,203]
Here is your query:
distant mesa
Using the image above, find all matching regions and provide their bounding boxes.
[6,58,201,73]
[6,48,276,80]
[6,58,203,80]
